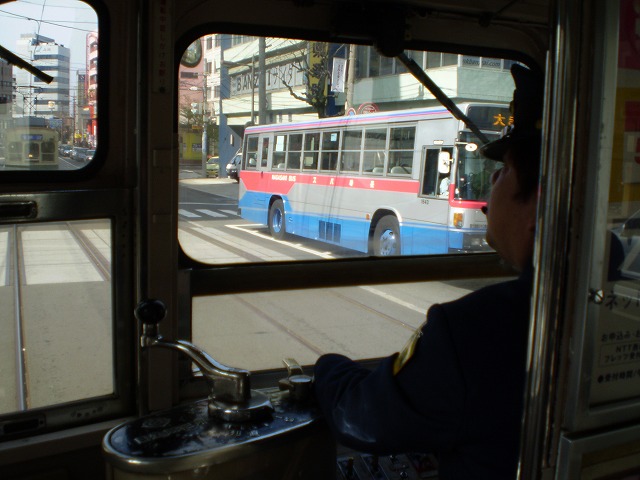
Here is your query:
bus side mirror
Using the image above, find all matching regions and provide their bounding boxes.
[438,151,451,174]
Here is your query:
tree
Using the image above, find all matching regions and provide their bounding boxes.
[276,41,331,118]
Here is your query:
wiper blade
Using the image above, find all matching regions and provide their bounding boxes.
[396,51,490,144]
[0,44,53,84]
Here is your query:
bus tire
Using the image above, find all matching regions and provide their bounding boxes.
[269,199,287,240]
[373,215,400,256]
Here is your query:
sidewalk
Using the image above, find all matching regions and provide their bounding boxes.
[179,169,235,185]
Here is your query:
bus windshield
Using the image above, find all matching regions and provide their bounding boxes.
[455,132,501,202]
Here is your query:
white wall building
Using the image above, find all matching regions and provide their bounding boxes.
[14,33,70,119]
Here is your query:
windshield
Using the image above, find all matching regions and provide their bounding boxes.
[454,132,501,201]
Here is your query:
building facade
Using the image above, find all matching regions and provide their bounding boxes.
[86,32,98,146]
[0,59,12,133]
[217,36,516,138]
[14,34,71,120]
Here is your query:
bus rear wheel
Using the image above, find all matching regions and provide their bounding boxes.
[269,199,287,240]
[373,216,400,256]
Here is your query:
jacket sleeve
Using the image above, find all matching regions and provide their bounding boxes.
[313,306,464,455]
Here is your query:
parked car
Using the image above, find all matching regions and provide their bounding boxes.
[85,149,96,162]
[226,153,242,182]
[70,147,88,162]
[206,157,220,177]
[59,144,72,157]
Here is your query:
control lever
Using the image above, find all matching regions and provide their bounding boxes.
[136,299,273,422]
[278,357,314,402]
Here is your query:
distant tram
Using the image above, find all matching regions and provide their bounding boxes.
[4,118,59,168]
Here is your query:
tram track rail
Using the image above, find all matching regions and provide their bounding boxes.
[67,221,112,282]
[12,225,28,411]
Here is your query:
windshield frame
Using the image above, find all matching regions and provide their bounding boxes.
[454,132,502,202]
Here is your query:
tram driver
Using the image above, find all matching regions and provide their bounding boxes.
[313,64,544,480]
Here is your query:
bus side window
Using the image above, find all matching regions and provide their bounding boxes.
[274,135,286,169]
[320,131,340,171]
[261,138,269,168]
[363,128,387,174]
[341,130,362,173]
[287,133,302,170]
[246,136,259,169]
[388,126,415,175]
[421,148,440,196]
[303,132,319,170]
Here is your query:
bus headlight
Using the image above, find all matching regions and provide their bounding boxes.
[453,212,464,229]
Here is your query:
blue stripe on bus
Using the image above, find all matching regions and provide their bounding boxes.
[240,192,487,255]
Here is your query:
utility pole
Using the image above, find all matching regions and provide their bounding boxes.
[345,45,357,111]
[250,56,255,124]
[258,37,266,124]
[201,73,208,178]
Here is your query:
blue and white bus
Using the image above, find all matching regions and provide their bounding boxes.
[238,103,511,256]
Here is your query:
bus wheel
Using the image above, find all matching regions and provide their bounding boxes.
[269,199,287,240]
[373,216,400,256]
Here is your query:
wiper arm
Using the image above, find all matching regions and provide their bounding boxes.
[396,51,490,144]
[0,44,53,84]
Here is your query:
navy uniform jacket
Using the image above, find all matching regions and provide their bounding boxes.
[313,268,532,480]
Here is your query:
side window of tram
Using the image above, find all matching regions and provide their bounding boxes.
[0,219,114,416]
[0,1,98,172]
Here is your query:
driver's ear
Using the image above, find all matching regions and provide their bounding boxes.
[526,194,538,233]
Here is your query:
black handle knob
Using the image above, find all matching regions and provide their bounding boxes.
[135,299,167,325]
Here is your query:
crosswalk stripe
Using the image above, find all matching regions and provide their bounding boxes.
[197,209,225,218]
[220,210,238,216]
[178,209,200,218]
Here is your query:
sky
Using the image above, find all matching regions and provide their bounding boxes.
[0,0,98,81]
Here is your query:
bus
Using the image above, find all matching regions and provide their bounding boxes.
[239,104,510,256]
[4,123,59,168]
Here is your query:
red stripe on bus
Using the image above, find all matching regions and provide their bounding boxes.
[241,171,420,194]
[448,184,487,209]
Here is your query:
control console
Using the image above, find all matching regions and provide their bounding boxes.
[337,451,439,479]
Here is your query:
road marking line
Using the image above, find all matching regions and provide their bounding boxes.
[359,286,426,314]
[184,224,295,261]
[226,224,335,259]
